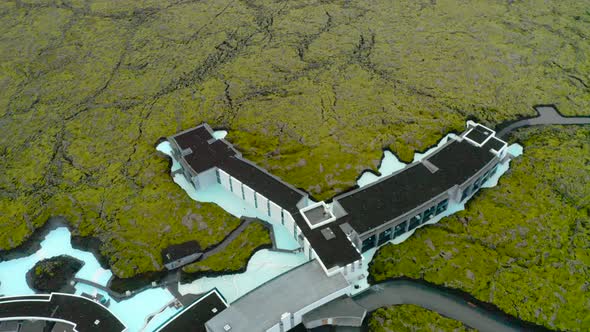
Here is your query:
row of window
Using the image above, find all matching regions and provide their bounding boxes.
[361,198,449,252]
[460,164,499,202]
[215,168,281,219]
[214,168,301,249]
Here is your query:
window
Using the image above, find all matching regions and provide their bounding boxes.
[394,221,407,238]
[490,164,499,176]
[254,194,258,208]
[241,185,245,200]
[267,200,271,217]
[378,228,393,246]
[229,177,233,192]
[361,235,376,252]
[409,215,421,230]
[422,206,436,221]
[481,171,490,184]
[473,177,482,191]
[215,169,221,184]
[281,210,285,225]
[460,185,471,201]
[435,199,448,215]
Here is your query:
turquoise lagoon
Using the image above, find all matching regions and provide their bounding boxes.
[0,226,180,332]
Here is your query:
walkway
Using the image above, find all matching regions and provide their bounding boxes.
[497,105,590,138]
[305,280,552,332]
[200,217,256,259]
[72,278,125,299]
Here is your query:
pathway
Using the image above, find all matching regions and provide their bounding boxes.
[497,105,590,138]
[201,217,300,260]
[200,218,257,259]
[353,281,531,332]
[306,280,552,332]
[72,277,125,299]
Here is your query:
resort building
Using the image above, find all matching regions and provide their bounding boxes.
[166,121,513,331]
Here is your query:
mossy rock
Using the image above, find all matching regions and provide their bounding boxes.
[27,255,84,293]
[181,222,272,281]
[368,305,476,332]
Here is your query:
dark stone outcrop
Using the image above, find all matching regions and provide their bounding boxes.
[27,255,84,293]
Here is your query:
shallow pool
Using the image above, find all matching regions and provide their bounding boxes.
[0,226,180,332]
[0,227,112,296]
[74,283,178,332]
[178,249,307,303]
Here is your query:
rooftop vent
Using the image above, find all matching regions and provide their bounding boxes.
[321,227,336,240]
[212,307,218,313]
[339,223,355,237]
[422,159,439,174]
[223,324,232,331]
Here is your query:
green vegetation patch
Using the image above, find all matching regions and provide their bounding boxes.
[369,126,590,331]
[182,222,271,275]
[1,0,589,278]
[368,304,476,332]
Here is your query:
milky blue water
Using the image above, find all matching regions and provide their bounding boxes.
[212,130,228,139]
[74,283,176,332]
[178,250,308,303]
[0,226,180,332]
[357,151,406,187]
[0,227,112,296]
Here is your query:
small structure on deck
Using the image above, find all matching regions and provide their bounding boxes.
[161,241,202,270]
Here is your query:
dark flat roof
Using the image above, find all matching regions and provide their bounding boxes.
[219,157,305,211]
[487,137,506,151]
[302,205,332,226]
[294,214,361,270]
[0,293,125,332]
[466,124,493,144]
[171,126,305,211]
[174,128,235,174]
[169,124,502,269]
[335,139,498,234]
[161,241,201,264]
[157,290,227,332]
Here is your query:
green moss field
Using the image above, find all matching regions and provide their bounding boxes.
[1,0,588,284]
